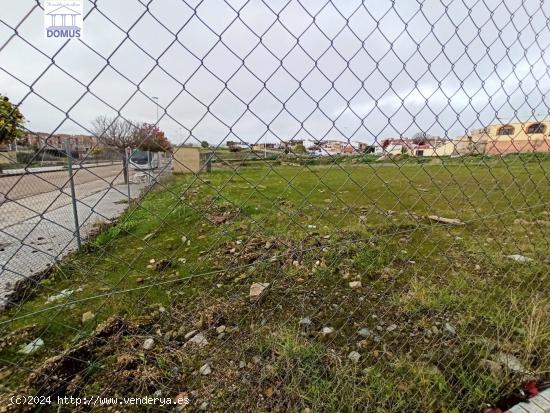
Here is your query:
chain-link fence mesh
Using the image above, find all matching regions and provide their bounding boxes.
[0,0,549,412]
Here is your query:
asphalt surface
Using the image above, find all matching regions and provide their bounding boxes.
[0,164,125,202]
[0,164,172,310]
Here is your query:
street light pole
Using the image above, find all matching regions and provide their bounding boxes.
[152,96,159,124]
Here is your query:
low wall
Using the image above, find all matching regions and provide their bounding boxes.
[485,139,550,155]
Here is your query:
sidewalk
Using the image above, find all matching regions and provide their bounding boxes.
[0,181,146,310]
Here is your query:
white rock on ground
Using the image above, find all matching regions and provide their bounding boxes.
[249,282,270,302]
[81,311,95,323]
[348,351,361,363]
[187,332,208,347]
[184,330,198,340]
[19,338,44,354]
[320,327,335,335]
[46,289,74,304]
[506,254,533,262]
[443,322,456,336]
[349,281,362,289]
[494,352,527,373]
[143,338,155,350]
[199,363,212,376]
[357,328,371,337]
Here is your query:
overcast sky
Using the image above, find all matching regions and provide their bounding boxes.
[1,0,549,146]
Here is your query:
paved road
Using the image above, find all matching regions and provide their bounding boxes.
[0,181,145,309]
[0,163,172,310]
[0,164,125,202]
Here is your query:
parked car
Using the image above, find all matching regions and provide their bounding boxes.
[129,150,160,170]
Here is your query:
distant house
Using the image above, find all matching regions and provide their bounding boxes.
[381,138,415,155]
[452,121,550,156]
[381,137,453,157]
[24,132,103,158]
[318,140,360,155]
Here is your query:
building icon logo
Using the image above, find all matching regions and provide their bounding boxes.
[44,1,83,39]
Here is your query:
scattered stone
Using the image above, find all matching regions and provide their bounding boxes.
[299,317,312,328]
[320,326,335,336]
[187,332,208,347]
[348,351,361,363]
[386,324,397,332]
[249,282,270,302]
[357,328,371,338]
[149,259,156,264]
[184,330,198,340]
[46,289,74,304]
[81,311,95,324]
[506,254,533,262]
[494,352,527,373]
[199,401,209,410]
[349,281,362,289]
[239,360,246,369]
[427,215,465,225]
[19,338,44,354]
[264,387,274,398]
[142,233,154,242]
[443,322,456,336]
[143,338,155,350]
[216,325,226,334]
[199,363,212,376]
[181,236,187,243]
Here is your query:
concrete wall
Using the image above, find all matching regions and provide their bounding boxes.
[172,147,211,174]
[485,138,550,155]
[421,141,456,157]
[471,121,550,155]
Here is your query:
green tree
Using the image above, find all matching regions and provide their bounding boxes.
[0,95,24,144]
[201,140,209,148]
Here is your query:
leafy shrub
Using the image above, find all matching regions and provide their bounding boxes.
[16,151,35,165]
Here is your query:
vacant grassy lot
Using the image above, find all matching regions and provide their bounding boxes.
[1,156,549,412]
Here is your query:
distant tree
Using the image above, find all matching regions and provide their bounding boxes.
[201,140,209,148]
[134,123,172,152]
[412,132,430,145]
[0,95,24,145]
[91,116,137,184]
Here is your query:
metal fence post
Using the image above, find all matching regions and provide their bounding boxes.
[126,148,131,203]
[147,150,152,185]
[65,141,82,249]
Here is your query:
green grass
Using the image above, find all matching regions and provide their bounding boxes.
[0,159,549,412]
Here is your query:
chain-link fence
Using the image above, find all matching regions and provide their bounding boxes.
[0,1,549,412]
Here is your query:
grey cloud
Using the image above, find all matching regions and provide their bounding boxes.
[1,0,549,146]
